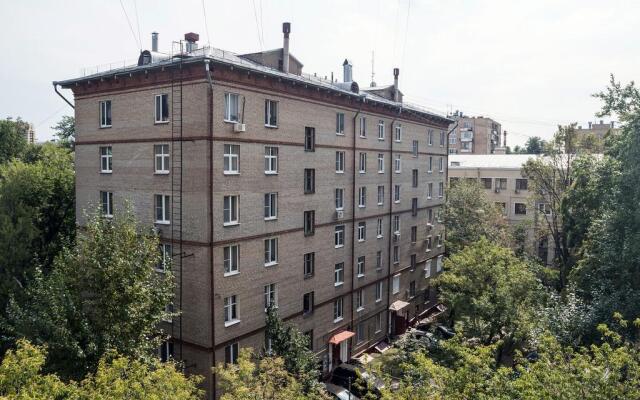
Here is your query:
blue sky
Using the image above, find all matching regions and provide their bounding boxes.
[1,0,637,145]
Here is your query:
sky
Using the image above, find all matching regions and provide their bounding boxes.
[1,0,638,146]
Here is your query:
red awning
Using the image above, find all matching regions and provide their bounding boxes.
[329,330,355,345]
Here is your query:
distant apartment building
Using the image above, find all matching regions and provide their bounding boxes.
[55,23,450,398]
[24,122,35,144]
[448,154,554,265]
[447,112,503,154]
[573,120,620,152]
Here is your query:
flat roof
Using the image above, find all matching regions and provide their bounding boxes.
[449,154,539,170]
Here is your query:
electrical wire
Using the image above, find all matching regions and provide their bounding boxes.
[251,0,264,50]
[401,0,411,71]
[202,0,211,46]
[133,0,142,50]
[119,0,141,50]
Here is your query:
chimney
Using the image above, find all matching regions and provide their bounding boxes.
[151,32,159,52]
[342,59,353,82]
[282,22,291,73]
[503,130,507,147]
[393,68,400,102]
[184,32,199,52]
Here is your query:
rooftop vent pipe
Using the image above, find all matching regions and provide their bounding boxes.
[343,59,353,82]
[393,68,400,102]
[152,32,159,52]
[185,32,199,52]
[503,130,507,147]
[282,22,291,73]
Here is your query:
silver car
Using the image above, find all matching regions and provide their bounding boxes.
[323,382,361,400]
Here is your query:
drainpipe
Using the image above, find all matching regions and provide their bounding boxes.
[205,59,217,397]
[350,97,363,355]
[444,121,458,258]
[52,82,75,109]
[386,112,398,337]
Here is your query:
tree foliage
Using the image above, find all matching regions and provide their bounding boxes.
[3,210,174,380]
[444,180,508,254]
[0,118,29,164]
[0,339,203,399]
[51,116,75,149]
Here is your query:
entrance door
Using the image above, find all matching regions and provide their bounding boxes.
[394,313,407,335]
[340,340,348,363]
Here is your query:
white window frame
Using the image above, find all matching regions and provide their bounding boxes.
[437,255,443,272]
[264,238,278,267]
[100,146,112,173]
[264,192,278,220]
[394,185,401,203]
[335,225,345,248]
[358,187,366,208]
[376,218,383,238]
[224,92,240,122]
[439,157,444,173]
[336,112,345,135]
[428,157,433,173]
[425,259,432,278]
[394,155,402,173]
[412,140,419,157]
[99,100,112,128]
[376,250,382,270]
[154,144,170,174]
[359,152,367,173]
[426,236,432,252]
[377,185,384,206]
[156,243,172,273]
[375,313,382,333]
[438,182,444,198]
[394,124,402,142]
[393,245,399,264]
[223,144,240,175]
[538,203,552,216]
[378,119,385,140]
[101,191,113,218]
[264,99,278,128]
[428,129,433,146]
[377,153,384,173]
[427,183,433,199]
[155,194,170,224]
[357,256,365,277]
[393,215,401,234]
[334,262,344,286]
[375,281,383,302]
[335,151,345,174]
[224,295,239,326]
[356,289,364,311]
[223,195,239,226]
[264,283,278,311]
[358,222,366,242]
[333,297,344,322]
[359,115,366,138]
[155,94,169,123]
[223,244,239,276]
[335,188,344,211]
[264,146,278,174]
[392,274,400,294]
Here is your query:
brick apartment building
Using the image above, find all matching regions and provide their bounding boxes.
[448,112,503,154]
[54,23,450,398]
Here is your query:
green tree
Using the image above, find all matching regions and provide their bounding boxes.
[215,348,330,400]
[51,116,75,149]
[263,304,321,393]
[4,210,175,380]
[0,118,29,164]
[0,143,75,321]
[444,179,508,254]
[0,339,203,399]
[523,136,546,154]
[435,239,542,361]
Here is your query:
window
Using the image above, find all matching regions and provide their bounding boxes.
[538,203,552,215]
[437,233,444,247]
[411,226,417,243]
[393,215,400,234]
[359,152,367,173]
[440,130,445,147]
[412,140,419,157]
[394,185,401,203]
[304,210,315,236]
[304,169,315,194]
[481,178,492,189]
[425,259,432,278]
[264,146,278,174]
[335,188,344,210]
[264,238,278,266]
[516,178,528,191]
[412,169,418,187]
[428,129,433,146]
[438,182,444,198]
[303,291,315,314]
[439,157,444,173]
[496,178,508,190]
[449,133,457,144]
[160,341,174,362]
[412,198,418,216]
[358,222,366,242]
[223,195,239,226]
[497,202,507,215]
[334,262,344,286]
[410,254,417,270]
[356,289,364,311]
[358,187,366,208]
[395,124,402,142]
[427,183,433,199]
[428,208,434,224]
[224,144,240,174]
[336,112,345,135]
[99,100,112,127]
[376,250,383,270]
[428,156,433,173]
[224,295,239,325]
[436,255,443,272]
[334,297,344,322]
[335,225,345,248]
[426,236,432,252]
[377,185,385,205]
[409,280,416,298]
[375,281,383,302]
[224,93,239,122]
[101,191,113,217]
[375,313,382,333]
[335,151,345,173]
[224,342,239,364]
[378,119,385,140]
[264,283,278,310]
[155,194,170,224]
[392,274,400,294]
[394,155,402,173]
[357,256,365,277]
[154,144,169,174]
[222,245,240,277]
[264,99,278,127]
[304,252,315,277]
[156,243,172,273]
[393,245,399,264]
[155,94,169,123]
[100,146,112,173]
[377,153,384,173]
[515,203,527,215]
[304,127,315,151]
[359,116,366,137]
[376,218,383,238]
[264,193,278,220]
[356,322,365,343]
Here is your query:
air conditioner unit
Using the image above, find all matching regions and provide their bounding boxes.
[335,210,344,220]
[495,188,501,193]
[393,232,400,242]
[233,123,246,133]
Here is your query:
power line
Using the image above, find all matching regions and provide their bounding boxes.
[202,0,211,46]
[251,0,263,50]
[133,0,142,50]
[401,0,411,71]
[119,0,141,50]
[259,0,264,49]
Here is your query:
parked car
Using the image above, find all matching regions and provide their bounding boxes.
[330,363,383,398]
[323,382,360,400]
[435,324,455,339]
